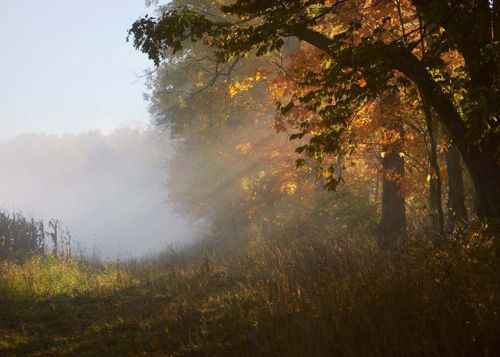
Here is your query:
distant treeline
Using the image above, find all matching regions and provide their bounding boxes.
[0,129,193,259]
[0,211,71,262]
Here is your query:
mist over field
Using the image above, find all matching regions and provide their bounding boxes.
[0,129,198,259]
[1,0,499,355]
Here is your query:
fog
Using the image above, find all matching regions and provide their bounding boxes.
[0,129,200,259]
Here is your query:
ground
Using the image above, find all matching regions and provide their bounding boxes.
[1,234,499,356]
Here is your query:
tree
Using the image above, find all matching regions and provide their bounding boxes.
[421,94,444,232]
[138,1,380,246]
[445,143,468,227]
[377,93,407,244]
[129,0,500,223]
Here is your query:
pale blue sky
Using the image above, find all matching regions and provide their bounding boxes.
[0,0,153,139]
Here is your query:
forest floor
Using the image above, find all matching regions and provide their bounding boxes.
[0,233,499,356]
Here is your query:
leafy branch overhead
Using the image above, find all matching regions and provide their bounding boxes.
[129,0,500,222]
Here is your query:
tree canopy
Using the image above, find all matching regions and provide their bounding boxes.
[129,0,500,222]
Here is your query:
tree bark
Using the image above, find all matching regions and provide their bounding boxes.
[495,0,500,76]
[422,95,444,232]
[377,94,407,246]
[495,0,500,40]
[445,144,468,228]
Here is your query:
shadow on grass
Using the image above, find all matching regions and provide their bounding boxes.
[0,276,269,356]
[1,232,499,356]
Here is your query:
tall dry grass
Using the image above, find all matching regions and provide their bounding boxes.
[0,227,498,356]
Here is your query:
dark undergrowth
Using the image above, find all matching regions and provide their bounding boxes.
[0,228,499,356]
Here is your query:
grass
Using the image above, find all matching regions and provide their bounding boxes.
[0,255,130,298]
[0,231,499,356]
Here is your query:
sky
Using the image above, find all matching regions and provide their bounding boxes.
[0,0,152,139]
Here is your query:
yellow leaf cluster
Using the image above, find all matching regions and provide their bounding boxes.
[228,72,266,98]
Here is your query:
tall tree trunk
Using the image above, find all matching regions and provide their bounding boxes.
[422,95,444,232]
[445,144,468,228]
[461,143,500,222]
[393,50,500,223]
[495,0,500,78]
[377,94,407,246]
[473,184,480,217]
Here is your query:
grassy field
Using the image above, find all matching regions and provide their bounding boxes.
[0,232,499,356]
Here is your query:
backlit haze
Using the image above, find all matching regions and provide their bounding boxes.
[0,0,199,259]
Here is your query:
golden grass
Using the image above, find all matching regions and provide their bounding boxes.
[0,231,498,356]
[0,255,131,298]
